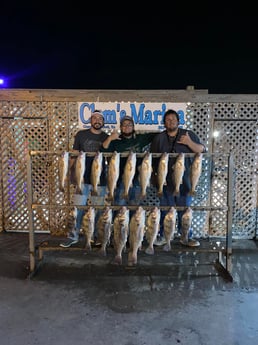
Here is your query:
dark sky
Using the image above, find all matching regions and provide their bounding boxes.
[1,11,258,94]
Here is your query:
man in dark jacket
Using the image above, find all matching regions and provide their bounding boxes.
[151,109,206,247]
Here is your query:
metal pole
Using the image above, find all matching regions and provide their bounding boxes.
[226,153,234,273]
[27,150,35,275]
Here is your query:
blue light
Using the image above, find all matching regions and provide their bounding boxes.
[0,78,4,85]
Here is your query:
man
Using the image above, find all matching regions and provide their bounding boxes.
[100,116,157,207]
[60,110,109,248]
[151,109,206,247]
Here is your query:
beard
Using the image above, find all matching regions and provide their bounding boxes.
[92,122,103,130]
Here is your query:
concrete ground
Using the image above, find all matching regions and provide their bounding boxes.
[0,232,258,345]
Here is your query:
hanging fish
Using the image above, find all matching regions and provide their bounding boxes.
[113,206,130,265]
[172,152,185,196]
[107,151,120,201]
[58,151,69,192]
[145,206,161,255]
[163,206,177,252]
[189,152,203,196]
[139,151,152,199]
[96,206,113,256]
[157,152,169,197]
[122,151,136,200]
[90,151,103,196]
[128,206,146,266]
[75,151,86,194]
[81,206,95,251]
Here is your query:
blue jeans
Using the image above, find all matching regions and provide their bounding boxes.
[70,184,106,240]
[114,181,141,218]
[159,186,192,237]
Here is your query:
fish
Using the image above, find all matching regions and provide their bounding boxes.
[81,206,95,251]
[180,207,193,243]
[90,151,103,196]
[145,206,161,255]
[96,206,113,256]
[128,206,146,266]
[172,152,185,196]
[157,152,169,197]
[107,151,120,201]
[163,206,177,252]
[58,151,69,192]
[75,151,86,194]
[113,206,130,265]
[189,152,203,196]
[122,151,136,200]
[139,151,152,199]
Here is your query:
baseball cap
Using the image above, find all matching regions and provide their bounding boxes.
[91,110,104,120]
[120,116,134,126]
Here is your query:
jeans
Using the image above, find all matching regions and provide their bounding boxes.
[159,186,192,238]
[69,184,106,240]
[114,181,141,218]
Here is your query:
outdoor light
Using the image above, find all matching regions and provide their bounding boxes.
[213,130,219,138]
[0,78,4,86]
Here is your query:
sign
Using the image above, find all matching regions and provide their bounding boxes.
[78,102,187,132]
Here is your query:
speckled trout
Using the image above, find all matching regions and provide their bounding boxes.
[189,152,203,196]
[107,151,120,201]
[163,206,177,252]
[128,206,146,266]
[75,151,86,194]
[157,152,169,197]
[113,206,130,265]
[181,207,193,243]
[139,151,152,199]
[145,206,161,255]
[81,206,95,251]
[90,151,103,196]
[96,206,113,256]
[172,152,185,196]
[122,151,136,200]
[58,151,69,192]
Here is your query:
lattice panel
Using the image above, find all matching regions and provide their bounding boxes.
[0,117,50,230]
[0,101,49,118]
[0,100,257,240]
[213,103,258,239]
[185,104,213,237]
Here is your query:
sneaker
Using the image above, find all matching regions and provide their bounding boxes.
[60,238,79,248]
[180,238,200,247]
[154,237,167,246]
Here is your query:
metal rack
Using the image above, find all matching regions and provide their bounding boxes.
[27,151,234,281]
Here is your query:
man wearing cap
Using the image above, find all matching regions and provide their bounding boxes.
[60,110,109,248]
[100,116,157,207]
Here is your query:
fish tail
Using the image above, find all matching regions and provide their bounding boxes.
[91,190,99,196]
[188,190,196,196]
[59,184,65,193]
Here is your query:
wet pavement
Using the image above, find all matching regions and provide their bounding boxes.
[0,231,258,345]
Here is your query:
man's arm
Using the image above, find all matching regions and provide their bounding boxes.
[101,130,120,150]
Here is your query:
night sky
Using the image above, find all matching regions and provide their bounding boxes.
[1,11,258,94]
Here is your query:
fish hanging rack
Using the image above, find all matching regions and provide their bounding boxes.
[26,150,234,282]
